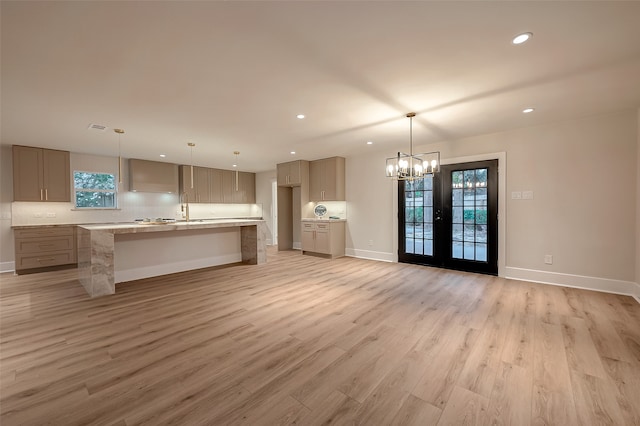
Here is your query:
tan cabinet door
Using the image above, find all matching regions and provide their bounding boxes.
[13,146,70,202]
[193,166,211,203]
[13,145,44,201]
[309,157,345,201]
[209,168,224,203]
[314,224,331,254]
[42,148,70,201]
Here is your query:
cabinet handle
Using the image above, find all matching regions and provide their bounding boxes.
[40,189,43,200]
[37,257,55,263]
[39,244,56,248]
[45,189,48,201]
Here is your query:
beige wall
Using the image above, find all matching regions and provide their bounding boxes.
[256,170,276,245]
[345,110,638,291]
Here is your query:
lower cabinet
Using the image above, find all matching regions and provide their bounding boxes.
[14,226,77,274]
[301,221,345,258]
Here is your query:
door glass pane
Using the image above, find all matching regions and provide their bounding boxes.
[406,208,414,223]
[476,225,487,243]
[452,241,463,259]
[424,223,433,240]
[476,243,487,261]
[476,188,487,206]
[464,242,475,260]
[452,224,463,241]
[452,189,463,206]
[464,224,475,241]
[423,191,433,207]
[415,239,424,255]
[464,170,475,188]
[406,238,415,254]
[452,171,463,188]
[453,207,463,223]
[424,176,433,191]
[476,206,487,224]
[464,189,475,206]
[424,239,433,256]
[464,209,475,224]
[476,169,487,186]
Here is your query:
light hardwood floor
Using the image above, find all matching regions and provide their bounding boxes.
[1,248,639,425]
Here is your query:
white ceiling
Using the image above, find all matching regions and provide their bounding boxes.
[2,1,640,172]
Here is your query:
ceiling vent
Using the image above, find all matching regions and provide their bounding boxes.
[88,123,107,131]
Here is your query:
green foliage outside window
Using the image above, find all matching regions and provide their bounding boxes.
[74,171,117,208]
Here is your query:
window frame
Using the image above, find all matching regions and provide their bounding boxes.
[73,170,118,209]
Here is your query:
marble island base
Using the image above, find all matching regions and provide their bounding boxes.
[78,219,266,297]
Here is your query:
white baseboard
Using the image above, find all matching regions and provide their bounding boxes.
[345,248,394,263]
[505,266,640,303]
[266,238,273,246]
[0,261,15,274]
[115,253,242,284]
[293,242,301,250]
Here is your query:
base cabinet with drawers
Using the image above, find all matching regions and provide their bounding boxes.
[14,226,77,274]
[301,220,345,258]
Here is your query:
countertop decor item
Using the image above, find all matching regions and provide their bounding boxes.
[314,204,327,218]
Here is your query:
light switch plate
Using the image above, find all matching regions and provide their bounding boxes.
[511,191,522,200]
[523,191,534,200]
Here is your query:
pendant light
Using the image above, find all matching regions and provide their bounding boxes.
[188,142,196,189]
[233,151,240,191]
[114,128,124,184]
[385,113,440,180]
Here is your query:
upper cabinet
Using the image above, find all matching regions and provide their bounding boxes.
[309,157,345,201]
[179,165,255,204]
[13,145,70,202]
[129,159,178,193]
[222,170,256,203]
[277,160,309,187]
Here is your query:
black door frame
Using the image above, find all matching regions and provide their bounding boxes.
[398,159,499,275]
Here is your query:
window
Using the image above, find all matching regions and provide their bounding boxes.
[74,171,117,208]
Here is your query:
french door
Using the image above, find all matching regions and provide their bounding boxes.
[398,160,498,275]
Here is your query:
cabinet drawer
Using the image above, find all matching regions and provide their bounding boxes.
[15,227,74,239]
[315,223,330,231]
[16,236,74,254]
[16,251,75,270]
[302,223,315,231]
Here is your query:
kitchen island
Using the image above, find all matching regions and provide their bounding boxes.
[77,219,266,297]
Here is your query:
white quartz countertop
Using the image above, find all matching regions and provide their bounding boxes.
[301,218,347,222]
[78,219,265,234]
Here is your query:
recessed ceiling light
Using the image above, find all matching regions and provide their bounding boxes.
[232,164,237,168]
[522,107,535,113]
[512,32,532,45]
[290,151,296,155]
[159,154,166,158]
[366,141,373,145]
[296,114,305,119]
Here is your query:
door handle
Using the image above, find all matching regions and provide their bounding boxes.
[45,189,48,201]
[40,189,43,200]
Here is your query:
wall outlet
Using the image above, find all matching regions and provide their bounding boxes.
[368,239,373,247]
[1,212,11,220]
[511,191,522,200]
[46,212,56,218]
[544,254,553,265]
[523,190,534,200]
[33,212,43,218]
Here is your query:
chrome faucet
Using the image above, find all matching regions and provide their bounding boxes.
[180,192,190,222]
